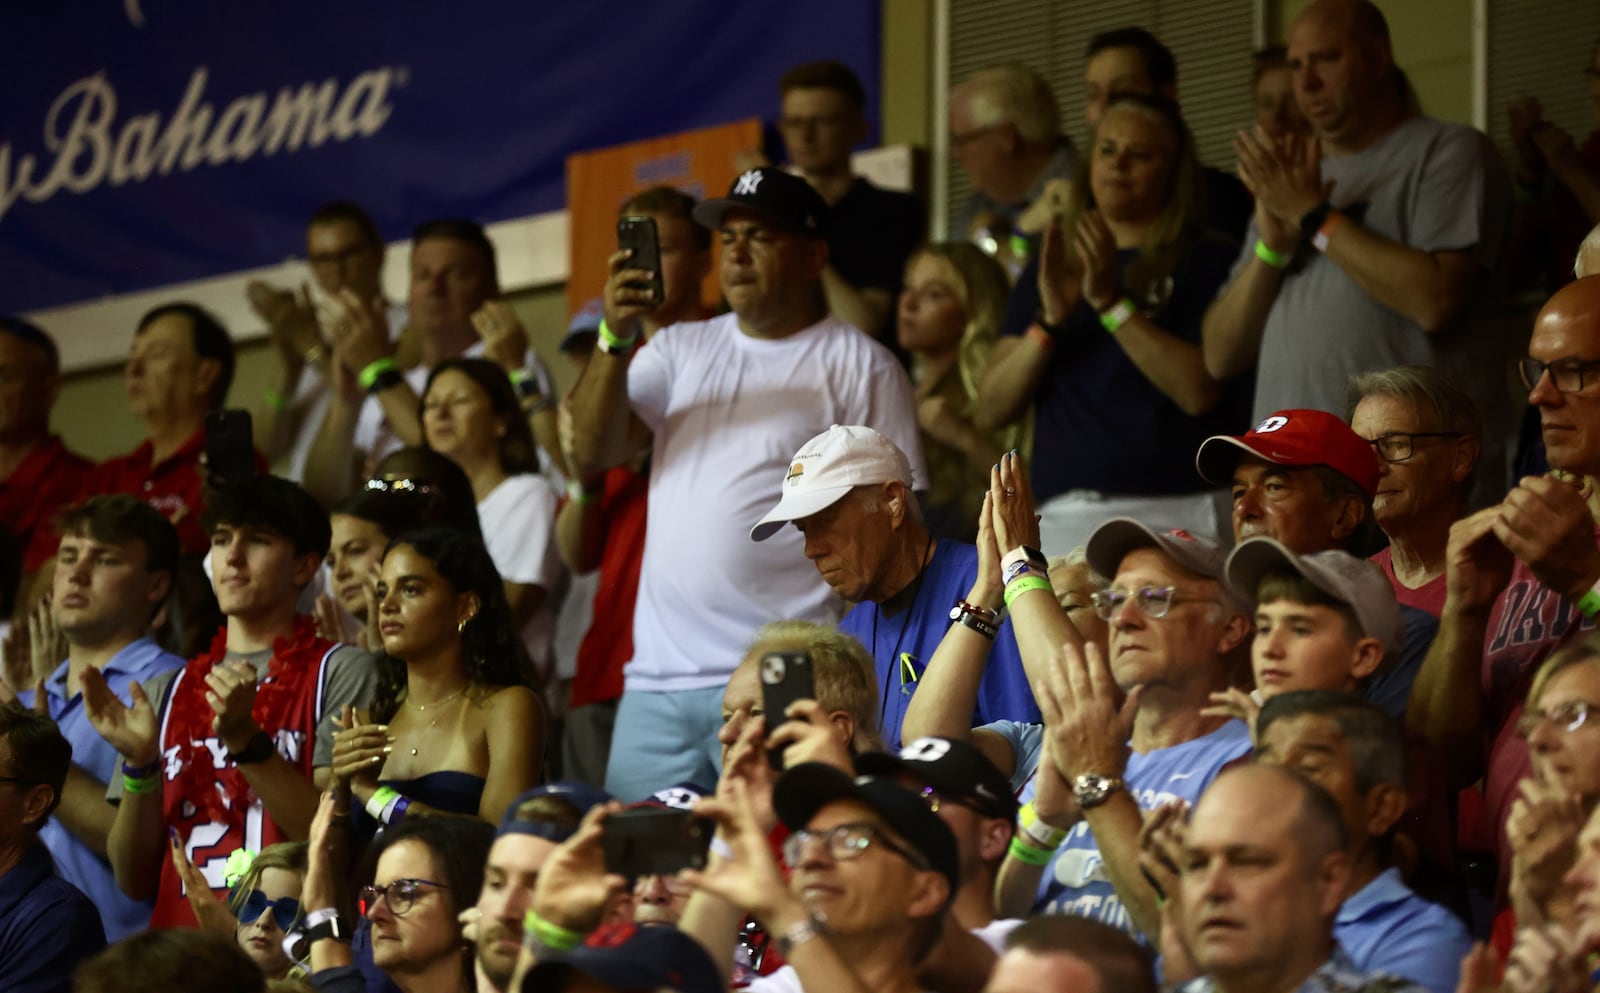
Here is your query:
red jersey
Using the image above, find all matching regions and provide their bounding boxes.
[568,465,649,708]
[149,618,339,928]
[0,435,93,571]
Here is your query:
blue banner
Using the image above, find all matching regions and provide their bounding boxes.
[0,1,880,313]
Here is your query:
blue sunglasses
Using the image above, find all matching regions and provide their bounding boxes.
[235,889,302,932]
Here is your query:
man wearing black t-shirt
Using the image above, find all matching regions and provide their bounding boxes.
[767,60,925,342]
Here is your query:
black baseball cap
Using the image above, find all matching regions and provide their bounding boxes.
[773,763,958,896]
[522,921,722,993]
[496,781,613,842]
[855,737,1018,822]
[691,167,829,239]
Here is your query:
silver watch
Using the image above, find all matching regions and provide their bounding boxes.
[1072,773,1126,809]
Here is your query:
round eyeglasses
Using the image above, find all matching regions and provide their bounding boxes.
[359,877,447,918]
[1090,586,1218,621]
[1515,700,1597,738]
[781,822,929,871]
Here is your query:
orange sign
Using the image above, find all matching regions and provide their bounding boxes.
[565,117,761,319]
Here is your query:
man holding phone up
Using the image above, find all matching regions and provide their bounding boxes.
[564,166,925,800]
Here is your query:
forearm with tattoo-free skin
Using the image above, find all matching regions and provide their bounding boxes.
[820,265,892,338]
[56,765,116,857]
[1317,224,1483,334]
[1201,255,1288,381]
[302,394,363,508]
[974,337,1051,432]
[106,783,164,900]
[555,485,608,575]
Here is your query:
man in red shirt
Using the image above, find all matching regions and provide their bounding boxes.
[0,317,93,582]
[83,303,261,558]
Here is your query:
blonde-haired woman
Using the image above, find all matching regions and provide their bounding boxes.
[977,93,1248,555]
[898,241,1023,539]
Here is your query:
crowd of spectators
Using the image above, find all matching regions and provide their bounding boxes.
[2,1,1600,990]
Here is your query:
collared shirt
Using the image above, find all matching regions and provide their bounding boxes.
[20,638,184,941]
[82,429,267,556]
[0,843,106,993]
[1336,868,1473,993]
[0,435,94,572]
[1178,946,1425,993]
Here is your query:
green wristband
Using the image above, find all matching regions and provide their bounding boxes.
[357,357,400,392]
[263,389,289,412]
[123,773,159,795]
[523,909,584,952]
[1008,836,1056,866]
[1099,298,1136,333]
[1578,589,1600,619]
[597,318,638,354]
[1003,574,1054,609]
[1254,239,1290,269]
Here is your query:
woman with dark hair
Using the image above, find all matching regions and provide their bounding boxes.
[302,794,493,993]
[366,447,484,541]
[420,358,564,694]
[977,93,1247,555]
[317,489,428,649]
[330,527,543,827]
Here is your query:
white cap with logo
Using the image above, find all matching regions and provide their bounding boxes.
[750,424,913,542]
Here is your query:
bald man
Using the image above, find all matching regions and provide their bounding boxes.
[1174,765,1423,993]
[1408,275,1600,893]
[1203,0,1512,503]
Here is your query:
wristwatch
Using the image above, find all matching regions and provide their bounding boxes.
[1072,773,1126,809]
[774,915,829,957]
[284,907,350,959]
[226,731,276,766]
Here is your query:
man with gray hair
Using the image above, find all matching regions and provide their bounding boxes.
[752,424,1038,750]
[948,63,1078,240]
[1347,367,1482,616]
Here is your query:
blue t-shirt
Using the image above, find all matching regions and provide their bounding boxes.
[0,844,106,993]
[1363,606,1437,719]
[1336,868,1472,993]
[20,637,184,941]
[998,237,1253,503]
[839,540,1040,750]
[1032,720,1253,931]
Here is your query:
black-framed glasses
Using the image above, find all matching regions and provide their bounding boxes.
[1090,586,1218,621]
[233,889,302,932]
[1362,431,1460,463]
[1516,700,1598,738]
[1518,356,1600,394]
[359,878,448,917]
[781,822,930,871]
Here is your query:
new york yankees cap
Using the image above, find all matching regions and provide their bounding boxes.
[692,166,829,238]
[1195,409,1380,499]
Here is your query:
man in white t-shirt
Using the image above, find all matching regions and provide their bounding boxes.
[565,166,925,799]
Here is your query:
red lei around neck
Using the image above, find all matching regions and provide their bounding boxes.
[167,615,334,823]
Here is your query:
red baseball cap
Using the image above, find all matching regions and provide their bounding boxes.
[1195,409,1379,499]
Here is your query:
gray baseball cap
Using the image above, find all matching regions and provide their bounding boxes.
[1224,537,1405,660]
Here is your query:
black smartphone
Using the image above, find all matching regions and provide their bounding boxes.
[617,215,665,306]
[602,807,714,877]
[760,650,816,769]
[204,409,255,487]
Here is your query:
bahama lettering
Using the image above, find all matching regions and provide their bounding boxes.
[0,65,400,226]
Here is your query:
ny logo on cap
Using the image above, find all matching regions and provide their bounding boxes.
[1254,414,1290,434]
[901,737,951,763]
[734,170,763,196]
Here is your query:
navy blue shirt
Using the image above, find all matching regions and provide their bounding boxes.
[840,540,1041,750]
[1364,605,1439,719]
[0,844,105,993]
[1000,236,1252,502]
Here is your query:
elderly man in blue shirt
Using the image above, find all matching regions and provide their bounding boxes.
[13,494,184,940]
[0,700,105,992]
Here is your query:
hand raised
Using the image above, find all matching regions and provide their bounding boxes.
[82,668,159,766]
[470,300,530,374]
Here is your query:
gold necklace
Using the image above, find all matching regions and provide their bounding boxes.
[403,687,467,755]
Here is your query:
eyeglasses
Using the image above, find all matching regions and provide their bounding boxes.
[1518,356,1600,394]
[233,889,302,931]
[1516,700,1598,738]
[1362,431,1460,463]
[359,878,448,917]
[1091,586,1217,621]
[781,822,930,871]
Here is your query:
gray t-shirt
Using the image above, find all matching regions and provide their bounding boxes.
[107,641,378,801]
[1238,115,1512,460]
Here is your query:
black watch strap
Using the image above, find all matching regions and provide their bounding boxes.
[367,368,405,394]
[227,731,276,766]
[1298,200,1332,246]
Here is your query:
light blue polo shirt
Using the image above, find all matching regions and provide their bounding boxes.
[21,637,185,941]
[1336,867,1472,993]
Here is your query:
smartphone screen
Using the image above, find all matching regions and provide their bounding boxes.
[617,215,665,306]
[204,409,255,487]
[602,807,713,877]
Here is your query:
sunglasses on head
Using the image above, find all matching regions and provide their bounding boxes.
[234,889,302,932]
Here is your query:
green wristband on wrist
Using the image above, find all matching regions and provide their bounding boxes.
[357,357,400,392]
[596,318,639,355]
[1099,298,1136,333]
[1578,589,1600,619]
[1254,239,1290,269]
[1003,574,1054,609]
[523,909,584,952]
[122,773,159,795]
[1008,836,1056,866]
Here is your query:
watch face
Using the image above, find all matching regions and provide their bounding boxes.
[949,606,962,620]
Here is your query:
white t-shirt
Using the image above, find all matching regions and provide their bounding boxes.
[624,312,925,691]
[478,473,565,680]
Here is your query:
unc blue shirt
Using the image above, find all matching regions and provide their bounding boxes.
[839,540,1041,750]
[20,637,184,940]
[1336,867,1472,993]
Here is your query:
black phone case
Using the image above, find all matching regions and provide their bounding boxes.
[617,215,665,306]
